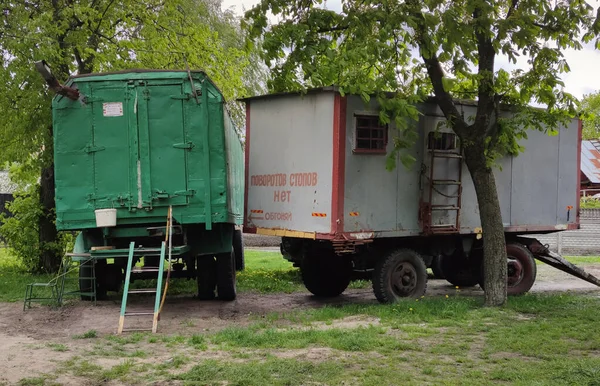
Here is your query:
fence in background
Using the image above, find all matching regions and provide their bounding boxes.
[532,209,600,256]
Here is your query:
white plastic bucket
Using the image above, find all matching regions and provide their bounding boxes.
[95,208,117,227]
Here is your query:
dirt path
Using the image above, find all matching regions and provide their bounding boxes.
[1,263,599,384]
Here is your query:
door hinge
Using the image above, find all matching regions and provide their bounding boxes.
[173,142,194,150]
[84,144,106,153]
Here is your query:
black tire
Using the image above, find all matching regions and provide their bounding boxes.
[480,243,537,296]
[79,260,107,301]
[216,251,237,301]
[197,256,217,300]
[233,229,245,271]
[440,253,480,287]
[372,249,428,303]
[430,255,445,280]
[301,252,352,297]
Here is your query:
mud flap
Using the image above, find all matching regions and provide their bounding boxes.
[519,237,600,287]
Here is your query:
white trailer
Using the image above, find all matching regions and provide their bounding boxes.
[242,88,597,303]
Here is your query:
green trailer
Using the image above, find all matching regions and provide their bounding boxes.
[51,69,244,301]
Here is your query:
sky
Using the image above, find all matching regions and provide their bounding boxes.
[222,0,600,100]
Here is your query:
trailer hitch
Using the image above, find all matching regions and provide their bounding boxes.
[523,238,600,287]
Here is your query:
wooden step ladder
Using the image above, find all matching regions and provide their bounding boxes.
[117,241,166,334]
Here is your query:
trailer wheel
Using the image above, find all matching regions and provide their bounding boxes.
[301,252,352,297]
[430,255,445,280]
[372,249,428,303]
[480,243,537,295]
[197,256,217,300]
[216,251,237,301]
[439,253,480,288]
[233,229,245,271]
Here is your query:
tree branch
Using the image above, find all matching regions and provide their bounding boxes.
[506,0,519,19]
[94,0,116,36]
[533,22,560,33]
[315,25,348,33]
[473,6,496,134]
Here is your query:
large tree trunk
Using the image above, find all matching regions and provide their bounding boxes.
[39,162,60,273]
[464,146,507,306]
[39,124,61,273]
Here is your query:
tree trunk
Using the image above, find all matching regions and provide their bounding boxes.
[39,162,61,273]
[464,146,507,306]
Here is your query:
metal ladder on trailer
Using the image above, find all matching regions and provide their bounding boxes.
[422,143,464,234]
[117,242,166,334]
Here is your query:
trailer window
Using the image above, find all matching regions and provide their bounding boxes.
[427,132,458,151]
[354,115,388,153]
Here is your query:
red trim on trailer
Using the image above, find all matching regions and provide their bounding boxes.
[244,226,257,234]
[331,94,347,235]
[576,119,582,228]
[243,103,251,231]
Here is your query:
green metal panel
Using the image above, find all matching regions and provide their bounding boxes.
[53,71,243,231]
[141,82,188,207]
[90,86,133,209]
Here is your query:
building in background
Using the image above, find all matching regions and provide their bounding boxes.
[0,170,16,221]
[581,140,600,196]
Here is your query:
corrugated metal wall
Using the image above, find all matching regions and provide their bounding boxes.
[532,209,600,255]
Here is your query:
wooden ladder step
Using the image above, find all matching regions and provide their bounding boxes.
[124,311,155,316]
[128,289,157,294]
[121,328,153,332]
[131,268,161,273]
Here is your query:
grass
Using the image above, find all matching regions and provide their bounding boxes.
[6,245,600,385]
[0,247,56,303]
[46,343,68,352]
[72,330,97,339]
[3,244,600,303]
[41,292,597,385]
[172,357,344,386]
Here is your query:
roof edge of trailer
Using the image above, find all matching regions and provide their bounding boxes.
[71,68,208,79]
[59,68,226,102]
[237,86,488,108]
[237,86,342,102]
[238,87,579,116]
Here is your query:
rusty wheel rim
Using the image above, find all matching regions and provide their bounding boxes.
[507,257,524,287]
[391,263,417,296]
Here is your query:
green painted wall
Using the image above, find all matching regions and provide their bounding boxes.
[53,70,244,231]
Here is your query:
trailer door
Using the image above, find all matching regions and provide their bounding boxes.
[90,86,136,209]
[136,82,189,208]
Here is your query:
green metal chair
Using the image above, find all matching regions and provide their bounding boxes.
[23,253,97,310]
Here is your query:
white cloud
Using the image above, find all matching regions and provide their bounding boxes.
[224,0,600,99]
